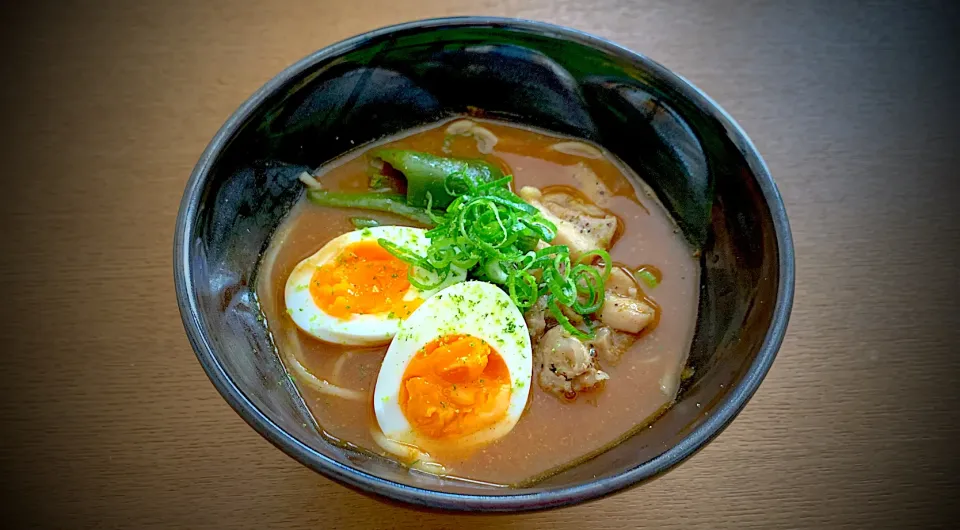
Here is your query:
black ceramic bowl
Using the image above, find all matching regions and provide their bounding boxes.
[174,17,794,512]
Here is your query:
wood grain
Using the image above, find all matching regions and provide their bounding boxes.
[2,0,958,527]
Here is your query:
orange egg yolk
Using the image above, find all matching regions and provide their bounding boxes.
[309,240,421,320]
[399,334,512,440]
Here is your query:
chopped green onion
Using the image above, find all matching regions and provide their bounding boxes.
[578,249,613,280]
[407,266,449,291]
[368,172,386,190]
[636,269,660,288]
[570,264,605,314]
[547,297,593,339]
[349,217,380,229]
[375,168,613,339]
[507,270,539,310]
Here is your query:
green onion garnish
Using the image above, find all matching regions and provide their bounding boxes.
[636,268,660,288]
[378,171,612,338]
[349,217,380,229]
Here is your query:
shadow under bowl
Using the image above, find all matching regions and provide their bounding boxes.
[173,16,794,512]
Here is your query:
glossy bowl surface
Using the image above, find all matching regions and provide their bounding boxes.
[174,17,794,512]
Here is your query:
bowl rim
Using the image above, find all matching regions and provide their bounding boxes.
[173,16,795,512]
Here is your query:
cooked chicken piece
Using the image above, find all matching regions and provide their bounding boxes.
[591,264,655,335]
[600,265,640,298]
[568,368,608,390]
[524,294,586,349]
[586,266,650,363]
[600,293,655,334]
[534,326,609,397]
[570,162,612,207]
[588,325,638,365]
[519,186,618,261]
[524,295,548,345]
[541,192,618,249]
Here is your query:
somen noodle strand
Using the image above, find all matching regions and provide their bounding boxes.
[283,329,365,400]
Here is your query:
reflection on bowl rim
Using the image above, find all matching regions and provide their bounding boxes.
[173,16,795,512]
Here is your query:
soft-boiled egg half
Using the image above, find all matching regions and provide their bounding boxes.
[284,226,466,346]
[373,281,532,463]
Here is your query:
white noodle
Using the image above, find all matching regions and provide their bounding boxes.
[331,352,354,384]
[659,370,679,396]
[471,126,498,154]
[411,460,448,475]
[256,218,293,307]
[445,119,475,135]
[284,329,365,400]
[369,426,447,473]
[445,119,498,154]
[550,141,603,159]
[370,427,419,460]
[298,171,323,189]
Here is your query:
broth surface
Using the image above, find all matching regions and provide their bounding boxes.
[257,119,699,485]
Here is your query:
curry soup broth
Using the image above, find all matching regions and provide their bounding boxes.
[256,119,699,485]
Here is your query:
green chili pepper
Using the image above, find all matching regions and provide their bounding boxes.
[306,190,434,225]
[373,149,505,209]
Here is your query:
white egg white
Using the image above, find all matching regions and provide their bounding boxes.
[284,226,466,346]
[373,281,532,459]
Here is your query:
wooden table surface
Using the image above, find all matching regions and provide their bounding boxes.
[3,1,958,528]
